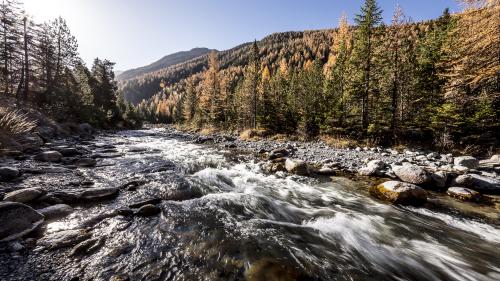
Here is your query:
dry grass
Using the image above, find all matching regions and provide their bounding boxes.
[239,129,269,141]
[199,127,218,136]
[320,135,357,149]
[0,109,37,137]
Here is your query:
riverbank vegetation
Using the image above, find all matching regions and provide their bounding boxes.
[129,0,499,153]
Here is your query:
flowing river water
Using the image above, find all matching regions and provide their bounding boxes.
[2,129,500,281]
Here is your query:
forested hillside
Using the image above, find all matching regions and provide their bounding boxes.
[0,0,139,129]
[125,0,499,151]
[117,47,214,81]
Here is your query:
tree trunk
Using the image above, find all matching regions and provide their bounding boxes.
[23,17,29,102]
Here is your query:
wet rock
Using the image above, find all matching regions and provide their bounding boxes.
[261,162,286,174]
[0,166,20,181]
[70,237,105,256]
[430,171,449,188]
[3,187,44,203]
[19,134,44,152]
[73,157,97,167]
[285,158,309,176]
[38,229,91,250]
[34,151,63,163]
[453,174,500,193]
[114,207,134,216]
[392,164,430,185]
[128,198,161,208]
[136,204,160,216]
[358,160,385,176]
[37,204,74,219]
[120,180,147,191]
[0,202,44,242]
[268,148,289,160]
[78,123,94,136]
[370,181,427,206]
[315,167,337,176]
[447,187,481,201]
[80,187,119,201]
[454,156,479,169]
[56,147,83,157]
[49,191,81,204]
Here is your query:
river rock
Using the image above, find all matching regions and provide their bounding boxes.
[285,158,309,176]
[37,204,74,219]
[136,204,160,216]
[446,187,481,201]
[73,158,97,167]
[70,237,105,256]
[316,167,337,176]
[0,202,45,242]
[0,166,20,181]
[453,174,500,193]
[34,151,63,162]
[370,181,427,206]
[37,229,92,250]
[268,148,289,160]
[454,156,479,169]
[56,147,83,157]
[392,164,430,185]
[129,198,161,208]
[80,187,118,201]
[358,160,385,176]
[78,123,94,136]
[430,171,449,188]
[261,162,286,174]
[3,187,44,203]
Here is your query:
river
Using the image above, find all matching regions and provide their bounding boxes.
[2,128,500,281]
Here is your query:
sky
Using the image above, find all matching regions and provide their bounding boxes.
[22,0,459,71]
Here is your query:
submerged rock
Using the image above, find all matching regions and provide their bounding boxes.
[0,202,44,242]
[80,187,119,201]
[454,156,479,169]
[370,181,427,206]
[447,187,481,201]
[392,164,430,185]
[34,151,63,163]
[37,204,74,219]
[136,204,160,216]
[285,158,309,176]
[38,229,92,250]
[3,187,44,203]
[0,166,20,181]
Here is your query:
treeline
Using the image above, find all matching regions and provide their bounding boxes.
[0,0,140,127]
[135,0,499,149]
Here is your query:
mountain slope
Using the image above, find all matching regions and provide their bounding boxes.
[117,47,214,81]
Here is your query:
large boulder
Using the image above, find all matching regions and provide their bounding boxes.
[358,160,385,176]
[0,166,20,181]
[0,202,44,242]
[453,174,500,193]
[454,156,479,169]
[392,164,430,185]
[80,187,118,201]
[37,204,74,219]
[285,158,309,176]
[3,187,44,203]
[370,181,427,206]
[446,187,481,201]
[34,151,63,163]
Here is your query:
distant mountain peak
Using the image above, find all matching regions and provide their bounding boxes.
[117,47,215,81]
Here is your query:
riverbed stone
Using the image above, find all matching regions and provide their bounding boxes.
[0,202,45,242]
[392,164,430,185]
[370,181,427,206]
[56,147,83,157]
[3,187,44,203]
[136,204,160,216]
[37,229,92,250]
[78,123,94,136]
[430,171,449,188]
[0,166,20,181]
[454,156,479,169]
[453,174,500,193]
[34,151,63,162]
[446,187,481,201]
[285,158,309,176]
[268,148,289,160]
[80,187,119,201]
[37,204,74,219]
[73,157,97,167]
[358,160,385,176]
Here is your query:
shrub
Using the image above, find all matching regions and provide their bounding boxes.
[0,109,37,137]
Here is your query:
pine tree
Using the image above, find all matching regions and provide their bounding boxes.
[0,0,22,97]
[353,0,383,133]
[182,77,197,124]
